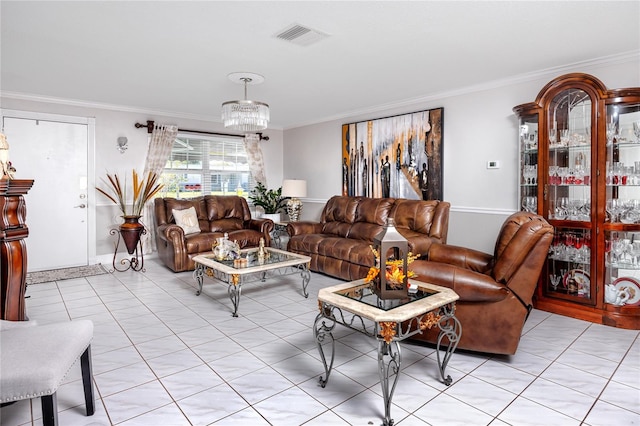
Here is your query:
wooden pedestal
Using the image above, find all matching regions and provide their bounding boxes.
[0,179,34,321]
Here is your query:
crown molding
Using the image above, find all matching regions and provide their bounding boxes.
[0,91,213,120]
[2,51,636,132]
[0,91,284,131]
[285,50,640,129]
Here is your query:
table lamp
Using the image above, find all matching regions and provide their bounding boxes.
[282,179,307,222]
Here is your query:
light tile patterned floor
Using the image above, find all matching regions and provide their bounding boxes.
[1,259,638,425]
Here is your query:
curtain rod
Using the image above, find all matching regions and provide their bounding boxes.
[134,120,269,141]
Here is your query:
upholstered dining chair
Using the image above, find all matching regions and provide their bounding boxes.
[409,211,554,355]
[0,319,95,425]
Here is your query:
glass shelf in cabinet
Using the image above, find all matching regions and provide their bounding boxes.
[548,255,590,266]
[549,144,591,152]
[607,140,640,148]
[606,261,640,270]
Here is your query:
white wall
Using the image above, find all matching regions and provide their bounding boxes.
[283,57,640,252]
[0,97,284,259]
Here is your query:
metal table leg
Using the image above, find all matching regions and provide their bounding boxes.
[193,264,205,296]
[313,311,336,388]
[378,339,401,426]
[300,265,311,298]
[228,274,241,317]
[436,303,461,385]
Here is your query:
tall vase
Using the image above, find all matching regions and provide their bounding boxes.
[120,215,144,255]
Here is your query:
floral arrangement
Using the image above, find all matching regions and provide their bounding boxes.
[96,170,164,217]
[364,245,418,289]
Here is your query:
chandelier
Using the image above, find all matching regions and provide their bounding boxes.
[221,72,270,132]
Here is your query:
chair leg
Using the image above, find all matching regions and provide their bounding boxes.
[80,345,95,416]
[41,393,58,426]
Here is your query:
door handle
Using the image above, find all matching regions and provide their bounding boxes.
[74,204,86,208]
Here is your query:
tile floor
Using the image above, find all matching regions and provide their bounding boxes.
[1,258,639,426]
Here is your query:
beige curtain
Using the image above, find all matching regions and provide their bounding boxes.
[141,123,178,253]
[243,133,267,185]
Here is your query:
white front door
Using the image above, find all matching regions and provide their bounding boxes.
[1,111,95,271]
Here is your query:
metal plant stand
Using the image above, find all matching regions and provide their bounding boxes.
[109,227,146,272]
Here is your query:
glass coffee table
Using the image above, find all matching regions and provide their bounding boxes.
[193,247,311,317]
[314,279,461,426]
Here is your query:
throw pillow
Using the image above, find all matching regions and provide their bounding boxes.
[172,207,200,235]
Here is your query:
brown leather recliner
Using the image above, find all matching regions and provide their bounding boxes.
[409,212,554,355]
[154,196,274,272]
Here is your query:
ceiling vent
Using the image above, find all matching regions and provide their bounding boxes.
[274,23,329,46]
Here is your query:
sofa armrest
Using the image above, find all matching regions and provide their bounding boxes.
[406,235,434,258]
[287,221,323,237]
[157,224,185,246]
[428,243,494,273]
[429,201,450,243]
[411,261,508,302]
[247,218,274,235]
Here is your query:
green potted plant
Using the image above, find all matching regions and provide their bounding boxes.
[248,182,288,222]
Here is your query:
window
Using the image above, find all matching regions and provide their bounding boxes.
[160,133,255,199]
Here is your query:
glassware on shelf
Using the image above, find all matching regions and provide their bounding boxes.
[557,167,569,185]
[611,238,627,266]
[633,121,640,143]
[521,196,537,213]
[554,197,569,219]
[549,128,558,146]
[549,165,559,184]
[549,274,562,291]
[522,165,537,185]
[606,122,618,146]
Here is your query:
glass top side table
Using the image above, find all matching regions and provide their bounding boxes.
[314,279,461,426]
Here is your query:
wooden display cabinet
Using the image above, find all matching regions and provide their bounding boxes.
[0,178,34,321]
[514,73,640,329]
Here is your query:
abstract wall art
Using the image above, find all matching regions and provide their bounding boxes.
[342,108,443,200]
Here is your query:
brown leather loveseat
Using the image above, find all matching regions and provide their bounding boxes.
[410,211,554,355]
[286,196,450,281]
[154,196,274,272]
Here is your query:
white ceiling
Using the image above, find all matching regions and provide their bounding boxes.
[1,1,639,130]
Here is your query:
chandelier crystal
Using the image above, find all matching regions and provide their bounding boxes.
[221,73,270,132]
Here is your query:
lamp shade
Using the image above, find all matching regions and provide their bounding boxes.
[282,179,307,198]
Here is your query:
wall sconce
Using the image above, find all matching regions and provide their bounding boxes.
[117,137,128,154]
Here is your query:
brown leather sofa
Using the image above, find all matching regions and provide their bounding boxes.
[154,196,274,272]
[286,196,450,281]
[409,211,554,355]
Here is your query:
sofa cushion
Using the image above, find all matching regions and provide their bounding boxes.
[173,206,201,235]
[209,218,244,233]
[354,197,394,225]
[227,229,266,248]
[163,198,206,223]
[320,196,359,237]
[288,234,374,268]
[184,232,220,254]
[391,199,437,235]
[206,196,251,222]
